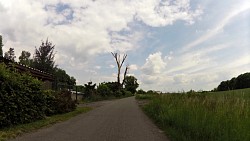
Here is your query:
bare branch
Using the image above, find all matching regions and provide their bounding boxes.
[121,64,129,87]
[111,52,128,89]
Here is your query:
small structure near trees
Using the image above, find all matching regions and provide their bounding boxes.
[0,56,54,89]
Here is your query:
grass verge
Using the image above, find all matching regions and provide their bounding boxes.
[0,107,91,141]
[140,89,250,141]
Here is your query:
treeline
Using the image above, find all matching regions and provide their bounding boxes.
[0,36,76,89]
[216,72,250,91]
[0,36,77,128]
[74,75,139,101]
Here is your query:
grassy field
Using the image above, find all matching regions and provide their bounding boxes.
[0,107,91,141]
[138,89,250,141]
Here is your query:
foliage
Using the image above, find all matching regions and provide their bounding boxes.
[124,75,139,94]
[53,67,76,90]
[217,72,250,91]
[121,89,133,97]
[18,51,32,66]
[33,39,55,73]
[143,90,250,141]
[0,35,3,57]
[0,63,45,127]
[44,90,76,115]
[97,83,112,97]
[0,64,76,128]
[137,89,146,94]
[4,48,15,61]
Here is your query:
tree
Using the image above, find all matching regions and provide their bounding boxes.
[84,81,96,98]
[137,89,146,94]
[235,73,250,89]
[33,39,55,73]
[124,76,139,94]
[4,48,16,61]
[217,80,230,91]
[97,83,112,97]
[111,52,129,89]
[19,51,32,66]
[53,68,76,90]
[0,35,3,57]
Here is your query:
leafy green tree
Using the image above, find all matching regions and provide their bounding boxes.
[137,89,146,94]
[235,73,250,89]
[97,83,112,97]
[19,50,33,66]
[53,68,76,89]
[4,48,16,61]
[217,80,230,91]
[0,35,3,57]
[124,76,139,94]
[33,39,55,73]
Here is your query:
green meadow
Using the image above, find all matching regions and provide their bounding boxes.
[138,88,250,141]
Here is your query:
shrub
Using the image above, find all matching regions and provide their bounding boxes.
[55,90,76,114]
[0,64,46,127]
[44,90,76,115]
[121,89,133,97]
[0,64,76,128]
[97,83,112,97]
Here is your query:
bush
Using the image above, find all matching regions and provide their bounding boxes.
[97,83,112,97]
[121,89,133,97]
[55,90,76,114]
[44,90,76,115]
[0,64,76,128]
[0,64,46,127]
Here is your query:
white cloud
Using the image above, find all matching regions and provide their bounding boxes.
[0,0,204,90]
[141,52,167,75]
[129,64,138,71]
[134,0,202,26]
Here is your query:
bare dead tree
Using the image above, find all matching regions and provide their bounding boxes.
[111,52,129,89]
[121,64,129,87]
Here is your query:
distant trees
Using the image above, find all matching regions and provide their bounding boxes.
[4,48,16,61]
[18,51,32,66]
[217,72,250,91]
[53,68,76,89]
[137,89,146,94]
[33,39,55,73]
[124,76,139,94]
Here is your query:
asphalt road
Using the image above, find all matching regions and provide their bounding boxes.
[10,97,169,141]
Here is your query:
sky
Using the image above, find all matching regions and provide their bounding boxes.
[0,0,250,92]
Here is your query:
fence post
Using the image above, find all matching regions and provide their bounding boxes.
[76,85,78,101]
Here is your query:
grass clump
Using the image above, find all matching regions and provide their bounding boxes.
[143,89,250,141]
[0,107,91,141]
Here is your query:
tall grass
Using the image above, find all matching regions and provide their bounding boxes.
[143,89,250,141]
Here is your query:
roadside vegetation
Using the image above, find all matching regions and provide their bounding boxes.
[137,89,250,141]
[0,36,139,134]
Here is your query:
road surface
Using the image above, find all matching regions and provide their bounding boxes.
[10,97,169,141]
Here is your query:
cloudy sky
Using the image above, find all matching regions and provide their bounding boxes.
[0,0,250,92]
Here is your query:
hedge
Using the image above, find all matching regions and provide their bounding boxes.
[0,64,76,128]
